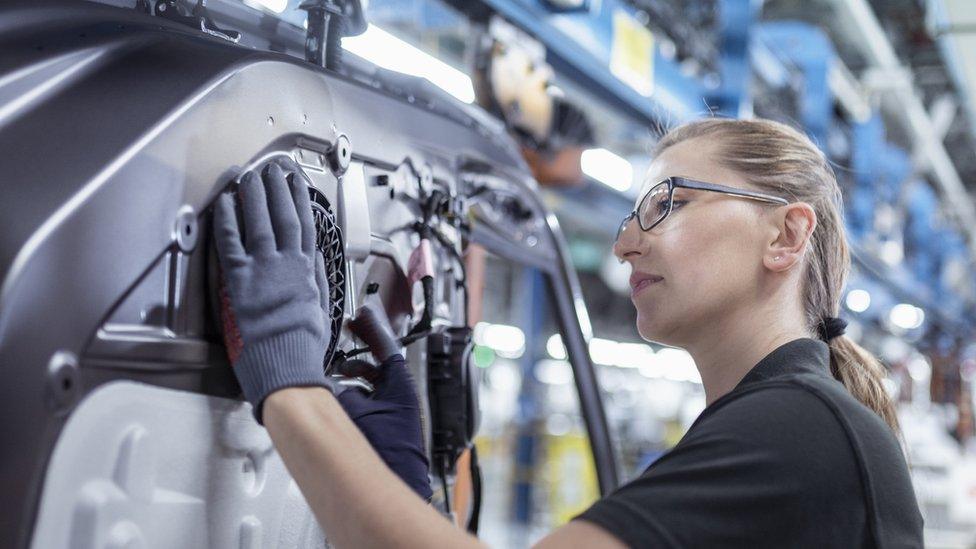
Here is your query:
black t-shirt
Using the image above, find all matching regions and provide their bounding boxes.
[576,338,923,548]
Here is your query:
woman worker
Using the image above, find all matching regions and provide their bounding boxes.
[213,118,924,548]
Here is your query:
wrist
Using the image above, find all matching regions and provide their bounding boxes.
[264,385,344,432]
[265,385,335,413]
[234,331,329,424]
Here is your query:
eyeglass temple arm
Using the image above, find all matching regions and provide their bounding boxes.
[671,177,789,205]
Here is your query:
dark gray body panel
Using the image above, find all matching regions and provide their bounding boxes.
[0,2,617,545]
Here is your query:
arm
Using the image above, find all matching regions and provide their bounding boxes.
[264,387,484,549]
[214,160,623,548]
[266,387,627,549]
[533,521,628,549]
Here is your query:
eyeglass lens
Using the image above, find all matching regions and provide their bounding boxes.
[637,181,671,230]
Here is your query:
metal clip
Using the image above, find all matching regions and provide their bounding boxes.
[154,0,242,43]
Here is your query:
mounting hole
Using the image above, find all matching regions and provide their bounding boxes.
[329,134,352,174]
[46,351,79,413]
[174,206,198,253]
[267,116,275,126]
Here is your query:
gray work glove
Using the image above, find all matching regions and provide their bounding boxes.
[213,160,332,424]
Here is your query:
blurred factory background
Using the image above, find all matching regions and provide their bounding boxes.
[258,0,975,545]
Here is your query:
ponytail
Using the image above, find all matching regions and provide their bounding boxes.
[827,335,900,434]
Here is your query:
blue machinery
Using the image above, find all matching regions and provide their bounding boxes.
[454,0,976,338]
[374,0,975,523]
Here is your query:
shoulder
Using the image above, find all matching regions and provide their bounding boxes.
[697,372,893,444]
[575,375,921,548]
[691,377,854,447]
[698,373,906,469]
[573,379,870,548]
[666,378,863,481]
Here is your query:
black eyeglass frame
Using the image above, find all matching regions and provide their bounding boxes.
[616,176,790,240]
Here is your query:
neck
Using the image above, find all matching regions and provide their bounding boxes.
[683,300,810,406]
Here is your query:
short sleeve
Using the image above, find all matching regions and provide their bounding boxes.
[574,385,867,548]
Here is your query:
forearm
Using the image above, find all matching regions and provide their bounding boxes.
[263,386,485,549]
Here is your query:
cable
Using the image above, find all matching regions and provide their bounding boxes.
[334,185,471,366]
[467,445,483,534]
[333,329,432,364]
[439,456,452,515]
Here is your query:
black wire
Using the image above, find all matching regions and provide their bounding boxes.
[467,445,482,534]
[399,329,431,346]
[439,457,452,515]
[335,330,433,364]
[406,276,435,337]
[421,223,469,325]
[336,184,471,360]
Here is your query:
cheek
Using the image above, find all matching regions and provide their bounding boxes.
[641,206,761,327]
[687,209,759,286]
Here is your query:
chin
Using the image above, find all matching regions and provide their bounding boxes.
[635,314,668,346]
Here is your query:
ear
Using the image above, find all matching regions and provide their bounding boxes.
[762,202,817,273]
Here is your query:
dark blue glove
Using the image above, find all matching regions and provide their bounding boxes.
[347,298,402,363]
[338,354,432,501]
[213,161,332,424]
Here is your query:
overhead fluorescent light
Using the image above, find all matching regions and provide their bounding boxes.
[581,148,634,192]
[474,322,526,359]
[588,338,656,370]
[845,289,871,313]
[546,334,567,360]
[641,348,700,383]
[244,0,287,13]
[536,359,574,385]
[342,24,476,103]
[889,303,925,330]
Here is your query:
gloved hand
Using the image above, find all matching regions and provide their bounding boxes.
[347,297,402,363]
[213,160,332,424]
[338,303,432,500]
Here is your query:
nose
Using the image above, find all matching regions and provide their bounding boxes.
[613,214,644,261]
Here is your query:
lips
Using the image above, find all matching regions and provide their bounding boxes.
[630,271,664,296]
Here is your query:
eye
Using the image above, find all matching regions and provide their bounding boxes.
[671,200,688,210]
[654,196,670,215]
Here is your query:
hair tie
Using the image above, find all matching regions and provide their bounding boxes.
[818,316,847,341]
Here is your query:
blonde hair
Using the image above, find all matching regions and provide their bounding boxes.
[655,118,900,433]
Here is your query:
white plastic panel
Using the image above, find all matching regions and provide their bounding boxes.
[30,381,329,549]
[338,162,371,263]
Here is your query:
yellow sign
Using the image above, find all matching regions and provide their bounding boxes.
[546,433,599,525]
[610,10,655,97]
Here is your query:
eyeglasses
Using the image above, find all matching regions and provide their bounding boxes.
[615,176,790,242]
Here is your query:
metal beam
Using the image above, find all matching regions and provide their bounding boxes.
[443,0,707,125]
[827,0,976,256]
[827,60,871,123]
